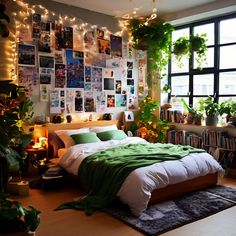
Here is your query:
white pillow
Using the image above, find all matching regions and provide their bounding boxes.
[89,124,118,133]
[55,128,90,148]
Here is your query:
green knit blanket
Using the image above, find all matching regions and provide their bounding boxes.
[56,143,205,215]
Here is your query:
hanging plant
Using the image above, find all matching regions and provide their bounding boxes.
[172,33,207,70]
[130,19,174,78]
[0,4,10,38]
[190,34,207,69]
[162,84,171,93]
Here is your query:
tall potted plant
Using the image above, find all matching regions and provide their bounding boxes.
[199,96,219,126]
[0,80,33,193]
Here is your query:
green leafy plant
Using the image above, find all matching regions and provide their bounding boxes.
[199,96,219,117]
[172,34,208,69]
[162,84,171,93]
[0,193,40,234]
[219,101,236,117]
[0,80,33,193]
[130,19,174,78]
[137,96,169,143]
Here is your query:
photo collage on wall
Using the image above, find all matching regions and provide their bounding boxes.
[17,12,139,115]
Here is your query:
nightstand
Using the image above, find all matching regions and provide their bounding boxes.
[24,147,48,174]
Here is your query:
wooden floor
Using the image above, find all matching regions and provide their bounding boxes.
[13,176,236,236]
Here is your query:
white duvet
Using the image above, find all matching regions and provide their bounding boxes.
[58,137,223,216]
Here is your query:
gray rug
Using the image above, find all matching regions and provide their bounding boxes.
[104,186,236,236]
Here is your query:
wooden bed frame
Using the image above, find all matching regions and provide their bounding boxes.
[47,120,218,204]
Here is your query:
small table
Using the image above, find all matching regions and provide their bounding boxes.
[24,148,48,174]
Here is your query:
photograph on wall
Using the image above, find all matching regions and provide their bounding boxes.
[55,64,66,88]
[103,78,114,91]
[106,58,120,68]
[127,79,134,86]
[116,94,127,107]
[97,29,104,39]
[38,21,51,52]
[130,85,135,95]
[60,90,65,97]
[92,53,106,67]
[39,55,54,68]
[73,28,84,51]
[40,73,51,84]
[84,91,95,112]
[55,24,73,50]
[96,91,106,113]
[66,49,84,88]
[122,42,128,59]
[50,90,61,114]
[75,90,83,112]
[107,94,115,108]
[84,51,93,65]
[115,80,122,94]
[84,30,96,52]
[98,38,110,55]
[18,44,36,66]
[55,50,65,64]
[85,66,91,82]
[128,95,138,110]
[19,27,32,42]
[40,84,51,101]
[127,61,133,69]
[32,13,41,39]
[60,97,65,109]
[66,89,74,103]
[110,34,122,57]
[73,50,84,59]
[18,66,39,96]
[103,68,114,78]
[84,83,91,91]
[127,69,133,78]
[91,67,102,83]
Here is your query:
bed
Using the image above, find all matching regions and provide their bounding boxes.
[48,121,223,216]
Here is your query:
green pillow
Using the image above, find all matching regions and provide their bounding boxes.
[97,130,128,141]
[71,132,101,144]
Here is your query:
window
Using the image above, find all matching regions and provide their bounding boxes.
[168,13,236,107]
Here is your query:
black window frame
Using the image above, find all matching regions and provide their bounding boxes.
[168,12,236,107]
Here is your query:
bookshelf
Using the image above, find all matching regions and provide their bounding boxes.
[168,123,236,172]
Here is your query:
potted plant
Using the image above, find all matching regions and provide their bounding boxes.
[0,193,40,235]
[180,98,203,125]
[199,96,219,126]
[0,80,33,193]
[219,100,236,125]
[172,34,207,70]
[130,19,174,78]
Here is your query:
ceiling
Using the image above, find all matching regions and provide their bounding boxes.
[50,0,218,18]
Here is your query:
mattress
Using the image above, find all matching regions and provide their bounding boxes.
[58,137,223,215]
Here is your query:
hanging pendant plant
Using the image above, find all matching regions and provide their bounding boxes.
[130,19,174,78]
[172,33,207,70]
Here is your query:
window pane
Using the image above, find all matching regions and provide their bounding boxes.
[220,45,236,69]
[193,74,214,95]
[171,76,189,95]
[193,47,214,69]
[219,97,236,103]
[220,18,236,44]
[171,56,189,73]
[170,97,189,110]
[172,28,189,42]
[194,23,214,46]
[219,72,236,94]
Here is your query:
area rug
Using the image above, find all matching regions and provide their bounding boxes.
[104,186,236,236]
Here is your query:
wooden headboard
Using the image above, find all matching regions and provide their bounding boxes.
[47,120,118,158]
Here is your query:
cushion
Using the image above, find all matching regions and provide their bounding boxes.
[55,128,90,148]
[89,124,118,133]
[97,130,128,141]
[71,132,101,144]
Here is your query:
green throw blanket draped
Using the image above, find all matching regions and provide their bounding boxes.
[55,143,205,215]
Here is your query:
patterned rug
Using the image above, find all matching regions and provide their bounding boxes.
[104,186,236,236]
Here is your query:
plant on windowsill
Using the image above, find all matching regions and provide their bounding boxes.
[219,100,236,126]
[136,96,169,143]
[180,98,203,125]
[0,193,40,235]
[130,19,174,79]
[199,96,219,126]
[172,34,207,70]
[0,80,33,193]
